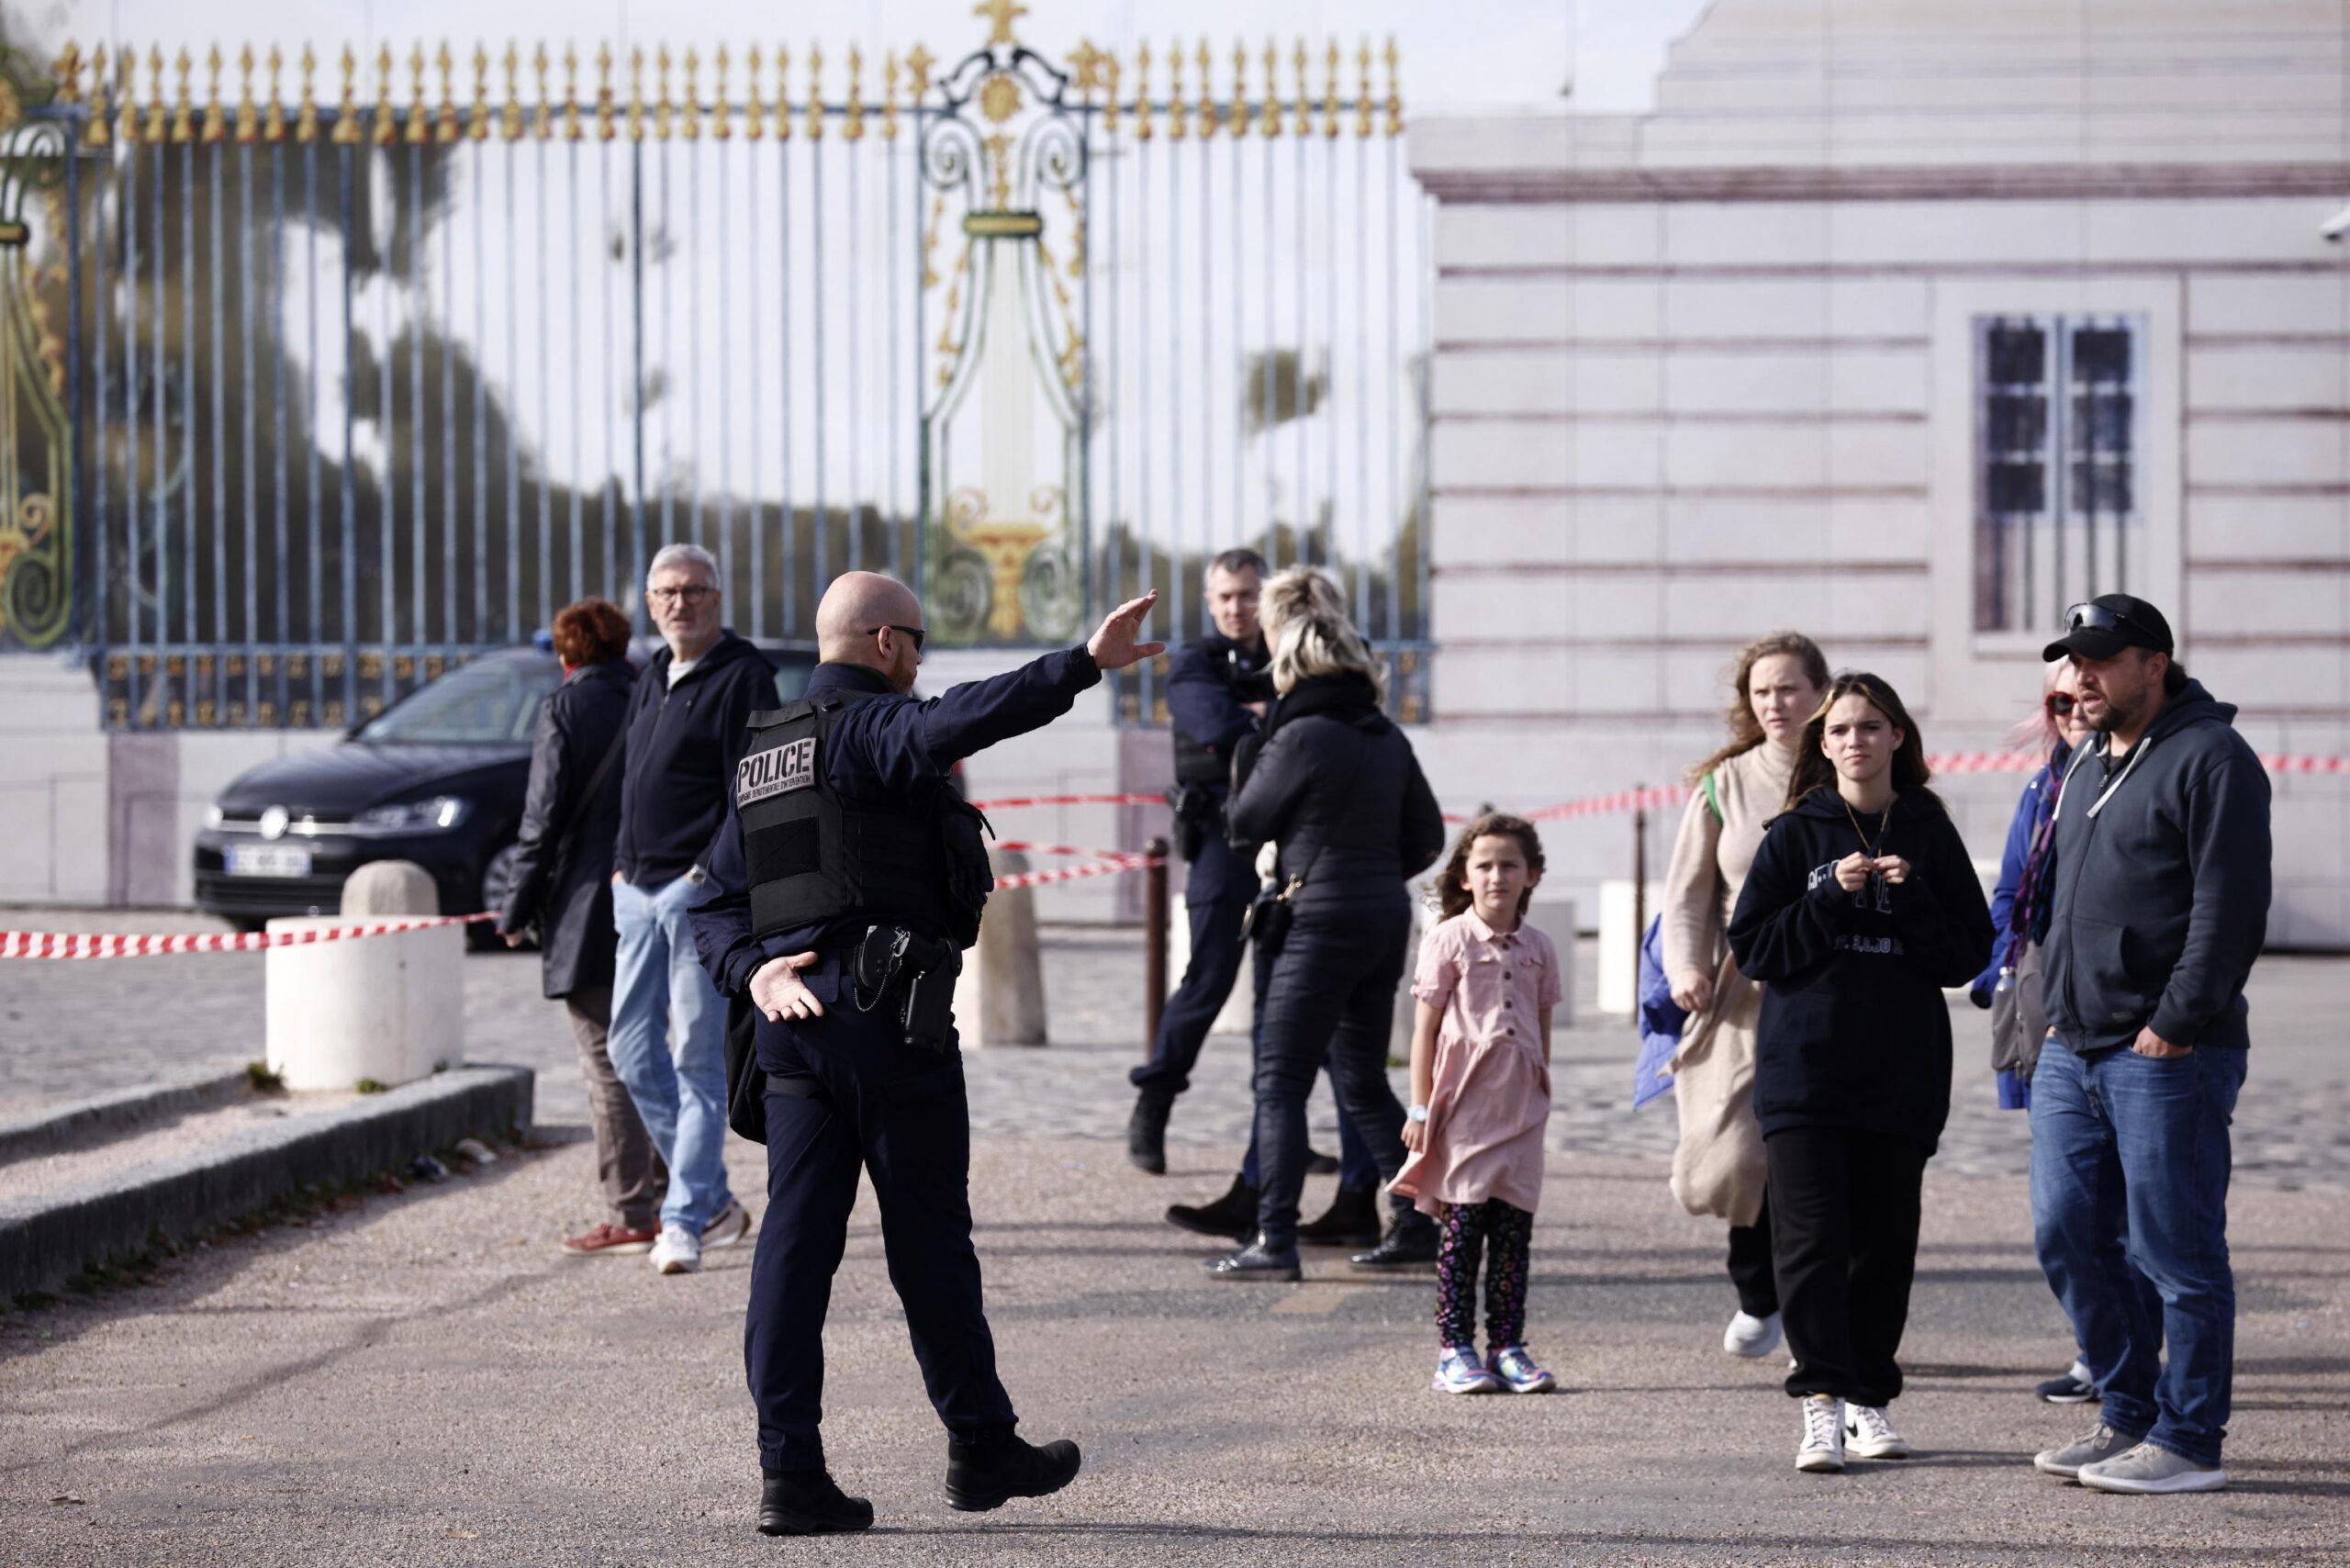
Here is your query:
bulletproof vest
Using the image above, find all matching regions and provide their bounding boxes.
[1170,638,1265,787]
[735,691,990,948]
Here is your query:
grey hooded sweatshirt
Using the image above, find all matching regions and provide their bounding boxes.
[2041,678,2272,1056]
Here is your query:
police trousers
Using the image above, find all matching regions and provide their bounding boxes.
[745,975,1017,1473]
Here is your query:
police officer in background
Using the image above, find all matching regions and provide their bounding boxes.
[1125,547,1274,1172]
[690,570,1164,1537]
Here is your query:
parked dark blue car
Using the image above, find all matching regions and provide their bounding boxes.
[193,640,815,936]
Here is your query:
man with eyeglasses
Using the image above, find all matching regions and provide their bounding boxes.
[689,569,1164,1535]
[608,542,776,1277]
[2027,593,2272,1496]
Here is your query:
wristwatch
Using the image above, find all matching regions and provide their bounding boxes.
[1407,1104,1429,1124]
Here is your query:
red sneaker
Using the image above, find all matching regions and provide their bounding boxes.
[562,1222,658,1256]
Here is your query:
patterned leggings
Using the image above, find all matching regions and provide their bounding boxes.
[1435,1198,1534,1352]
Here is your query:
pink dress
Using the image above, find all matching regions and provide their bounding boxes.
[1390,911,1562,1219]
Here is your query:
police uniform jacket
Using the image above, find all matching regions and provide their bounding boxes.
[1166,631,1269,903]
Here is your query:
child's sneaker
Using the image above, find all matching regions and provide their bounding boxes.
[1431,1347,1499,1394]
[1489,1345,1557,1394]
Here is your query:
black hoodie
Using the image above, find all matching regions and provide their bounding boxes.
[1727,787,1994,1151]
[613,631,775,888]
[2040,678,2271,1056]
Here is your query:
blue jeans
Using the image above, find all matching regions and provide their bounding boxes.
[2030,1038,2246,1466]
[610,873,735,1235]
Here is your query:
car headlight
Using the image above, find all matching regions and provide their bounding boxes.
[204,804,225,829]
[352,796,473,834]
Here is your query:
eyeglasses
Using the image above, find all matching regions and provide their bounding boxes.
[647,585,718,606]
[2044,693,2076,717]
[864,623,927,651]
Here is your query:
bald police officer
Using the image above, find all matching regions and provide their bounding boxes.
[691,571,1163,1536]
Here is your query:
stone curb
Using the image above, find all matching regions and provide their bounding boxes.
[0,1068,255,1166]
[0,1064,534,1302]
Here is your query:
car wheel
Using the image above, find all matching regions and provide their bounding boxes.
[475,841,528,952]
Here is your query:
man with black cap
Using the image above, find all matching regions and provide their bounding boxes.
[2026,594,2272,1496]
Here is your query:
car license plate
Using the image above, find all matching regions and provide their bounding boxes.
[227,844,313,878]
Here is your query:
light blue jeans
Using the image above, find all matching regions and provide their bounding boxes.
[610,872,734,1235]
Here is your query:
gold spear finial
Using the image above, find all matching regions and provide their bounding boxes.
[1322,40,1341,138]
[774,45,790,140]
[1261,39,1280,137]
[711,46,730,140]
[975,0,1027,49]
[85,45,111,146]
[745,45,765,140]
[654,45,672,140]
[406,43,429,143]
[880,50,898,140]
[201,44,228,142]
[1196,39,1216,138]
[1230,41,1248,139]
[53,39,81,106]
[845,45,864,141]
[172,47,196,142]
[1383,36,1401,136]
[806,43,823,140]
[564,44,582,140]
[263,45,286,141]
[679,48,699,141]
[532,43,553,139]
[626,46,643,141]
[331,46,360,143]
[297,44,319,143]
[1133,40,1151,142]
[596,43,616,141]
[904,42,934,99]
[436,42,460,142]
[502,42,524,140]
[1167,39,1185,140]
[142,47,166,143]
[373,44,396,145]
[235,44,259,141]
[1356,39,1373,138]
[468,44,490,139]
[1102,49,1121,134]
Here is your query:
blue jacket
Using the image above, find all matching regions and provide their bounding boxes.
[690,646,1104,999]
[1968,744,2068,1006]
[1166,632,1267,905]
[612,631,774,888]
[1633,914,1684,1110]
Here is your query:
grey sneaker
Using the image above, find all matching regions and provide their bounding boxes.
[2079,1441,2227,1495]
[2033,1421,2143,1479]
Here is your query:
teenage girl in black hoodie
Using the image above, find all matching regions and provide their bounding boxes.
[1727,672,1992,1474]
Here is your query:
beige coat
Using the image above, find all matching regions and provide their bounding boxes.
[1658,743,1794,1227]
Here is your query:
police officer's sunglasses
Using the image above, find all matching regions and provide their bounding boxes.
[2062,601,2151,641]
[864,623,927,651]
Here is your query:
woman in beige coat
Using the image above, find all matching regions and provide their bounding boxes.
[1659,632,1829,1360]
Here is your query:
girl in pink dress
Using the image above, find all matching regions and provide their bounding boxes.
[1392,813,1563,1394]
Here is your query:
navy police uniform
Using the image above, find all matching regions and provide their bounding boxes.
[691,647,1103,1476]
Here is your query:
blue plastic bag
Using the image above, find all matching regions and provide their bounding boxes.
[1632,913,1684,1109]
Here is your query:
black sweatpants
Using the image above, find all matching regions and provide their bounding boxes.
[1766,1126,1929,1408]
[1727,1197,1778,1319]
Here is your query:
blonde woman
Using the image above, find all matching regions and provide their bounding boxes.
[1203,568,1449,1281]
[1658,633,1830,1358]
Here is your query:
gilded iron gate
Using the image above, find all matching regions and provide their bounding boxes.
[1,7,1429,729]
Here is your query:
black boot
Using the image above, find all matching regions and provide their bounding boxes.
[1349,1208,1439,1271]
[1304,1148,1342,1176]
[1296,1185,1382,1249]
[758,1469,875,1536]
[1165,1174,1258,1242]
[1203,1234,1303,1281]
[945,1431,1083,1512]
[1126,1090,1173,1175]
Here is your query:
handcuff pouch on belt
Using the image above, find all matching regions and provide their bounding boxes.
[1165,782,1223,863]
[851,924,964,1053]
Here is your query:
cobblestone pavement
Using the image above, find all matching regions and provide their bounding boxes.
[5,910,2347,1192]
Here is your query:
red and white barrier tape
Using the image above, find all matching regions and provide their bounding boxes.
[968,790,1167,812]
[994,854,1161,891]
[0,911,495,960]
[991,839,1140,859]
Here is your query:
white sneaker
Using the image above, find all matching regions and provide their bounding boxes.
[1796,1394,1845,1473]
[1844,1403,1911,1459]
[1723,1310,1784,1359]
[649,1223,702,1276]
[701,1198,753,1250]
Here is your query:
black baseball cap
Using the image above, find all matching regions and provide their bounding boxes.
[2042,593,2175,663]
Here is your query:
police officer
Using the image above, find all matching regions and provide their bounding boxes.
[690,570,1163,1537]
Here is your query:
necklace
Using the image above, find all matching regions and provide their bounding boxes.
[1841,796,1892,859]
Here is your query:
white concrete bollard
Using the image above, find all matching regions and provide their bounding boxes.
[263,859,465,1091]
[956,849,1048,1048]
[1165,890,1254,1037]
[1595,879,1665,1017]
[1522,897,1578,1029]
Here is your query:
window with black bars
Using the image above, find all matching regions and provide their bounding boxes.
[1975,314,2141,633]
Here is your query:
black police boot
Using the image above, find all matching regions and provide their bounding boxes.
[1165,1174,1257,1242]
[1203,1233,1304,1282]
[757,1468,875,1536]
[1296,1185,1382,1249]
[1126,1089,1173,1175]
[944,1431,1083,1512]
[1349,1208,1440,1271]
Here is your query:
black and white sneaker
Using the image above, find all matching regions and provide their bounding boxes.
[2036,1359,2097,1404]
[1796,1394,1845,1473]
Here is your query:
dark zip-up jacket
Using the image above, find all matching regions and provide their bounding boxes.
[1728,787,1993,1151]
[613,631,774,888]
[1225,673,1447,913]
[2041,678,2271,1055]
[498,658,635,998]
